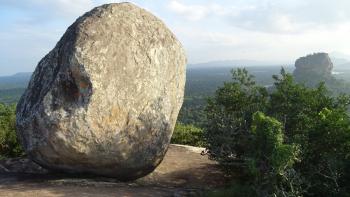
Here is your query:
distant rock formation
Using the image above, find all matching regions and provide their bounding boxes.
[16,3,186,180]
[293,53,333,86]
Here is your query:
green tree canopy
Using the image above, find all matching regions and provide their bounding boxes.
[205,68,350,196]
[0,103,23,158]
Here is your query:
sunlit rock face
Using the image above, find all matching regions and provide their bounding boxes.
[16,3,186,180]
[293,53,333,85]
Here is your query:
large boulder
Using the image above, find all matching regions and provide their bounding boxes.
[16,3,186,180]
[293,53,333,86]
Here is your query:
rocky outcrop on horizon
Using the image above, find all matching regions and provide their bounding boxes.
[293,53,333,86]
[16,3,186,180]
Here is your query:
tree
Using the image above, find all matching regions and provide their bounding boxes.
[248,112,300,196]
[171,123,205,147]
[269,71,350,196]
[205,68,350,196]
[300,108,350,196]
[0,103,23,158]
[268,69,334,144]
[205,68,268,169]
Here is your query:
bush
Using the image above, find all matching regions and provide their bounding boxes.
[0,103,23,158]
[206,183,256,197]
[171,123,205,147]
[205,69,268,163]
[247,112,300,196]
[205,68,350,196]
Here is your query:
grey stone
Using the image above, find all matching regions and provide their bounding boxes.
[293,53,333,85]
[16,2,186,180]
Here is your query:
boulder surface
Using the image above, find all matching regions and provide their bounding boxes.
[16,3,186,180]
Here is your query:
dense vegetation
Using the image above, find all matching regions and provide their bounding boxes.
[171,123,205,147]
[0,88,25,104]
[177,66,294,127]
[0,72,29,105]
[206,68,350,196]
[0,103,23,158]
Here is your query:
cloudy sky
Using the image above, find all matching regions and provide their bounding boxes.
[1,0,350,75]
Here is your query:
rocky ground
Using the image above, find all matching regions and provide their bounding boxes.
[0,144,227,197]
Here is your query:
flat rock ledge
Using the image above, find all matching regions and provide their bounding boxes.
[0,145,227,197]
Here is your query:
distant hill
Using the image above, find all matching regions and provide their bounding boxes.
[335,62,350,70]
[330,51,350,61]
[0,88,26,104]
[0,72,31,104]
[188,60,290,68]
[0,72,31,90]
[331,57,349,66]
[330,52,350,70]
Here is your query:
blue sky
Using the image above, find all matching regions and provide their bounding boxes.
[1,0,350,75]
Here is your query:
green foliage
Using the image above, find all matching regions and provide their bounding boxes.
[205,68,350,196]
[0,103,23,158]
[206,183,256,197]
[300,108,350,196]
[205,68,268,164]
[0,88,25,104]
[177,66,295,129]
[248,112,300,196]
[177,96,207,127]
[269,71,350,196]
[268,69,334,144]
[171,123,205,147]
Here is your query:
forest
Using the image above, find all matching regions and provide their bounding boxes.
[204,68,350,196]
[176,64,350,196]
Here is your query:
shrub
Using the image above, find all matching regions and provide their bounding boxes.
[205,69,268,164]
[0,103,23,158]
[171,123,205,147]
[205,68,350,196]
[247,112,301,196]
[206,183,256,197]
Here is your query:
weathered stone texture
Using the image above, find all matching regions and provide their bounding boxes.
[16,3,186,180]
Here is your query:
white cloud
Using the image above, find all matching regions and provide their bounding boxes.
[168,0,210,21]
[0,0,94,21]
[172,21,350,64]
[168,1,257,22]
[167,0,350,34]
